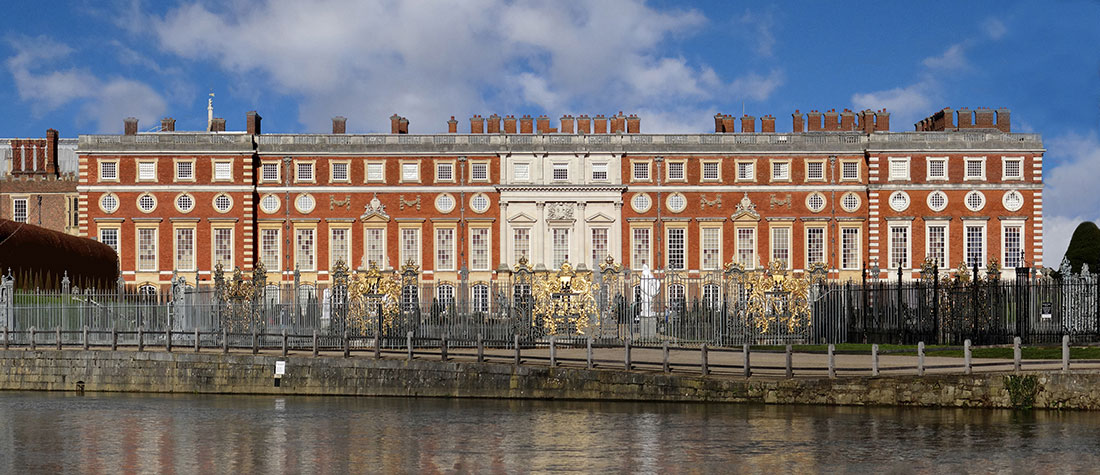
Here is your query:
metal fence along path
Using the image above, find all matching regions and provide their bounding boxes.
[0,259,1097,347]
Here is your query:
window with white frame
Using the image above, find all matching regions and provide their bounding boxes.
[632,228,650,269]
[927,191,948,212]
[364,228,385,269]
[591,163,608,181]
[401,162,419,182]
[701,227,720,270]
[138,162,156,181]
[513,228,530,264]
[12,198,26,223]
[213,228,233,269]
[667,162,685,181]
[295,228,315,271]
[436,162,454,182]
[366,162,384,182]
[514,163,530,181]
[591,228,608,267]
[965,190,986,211]
[965,157,985,180]
[632,161,649,181]
[1002,157,1023,180]
[771,227,790,269]
[926,224,947,268]
[100,193,119,213]
[927,157,947,180]
[175,228,195,271]
[841,227,860,270]
[806,161,824,180]
[552,163,568,181]
[703,284,721,307]
[965,224,985,269]
[296,162,314,182]
[667,228,685,270]
[214,161,232,181]
[99,161,118,181]
[436,228,455,271]
[772,161,790,181]
[99,228,119,254]
[437,285,455,310]
[889,225,909,269]
[702,162,720,181]
[260,228,280,271]
[736,228,755,268]
[137,228,158,272]
[176,161,194,181]
[261,162,279,182]
[736,161,754,181]
[1003,224,1023,268]
[807,227,825,266]
[471,162,488,181]
[1002,190,1024,212]
[400,228,420,267]
[329,228,349,269]
[552,228,570,268]
[888,157,910,181]
[841,161,859,180]
[471,228,489,270]
[331,162,349,182]
[472,284,490,313]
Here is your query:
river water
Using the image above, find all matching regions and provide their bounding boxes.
[0,391,1098,474]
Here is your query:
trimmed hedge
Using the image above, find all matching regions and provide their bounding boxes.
[0,219,119,290]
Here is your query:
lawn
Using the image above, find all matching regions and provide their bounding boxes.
[753,343,1100,360]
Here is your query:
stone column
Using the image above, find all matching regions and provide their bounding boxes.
[577,202,587,267]
[536,201,546,268]
[613,201,623,265]
[500,201,509,267]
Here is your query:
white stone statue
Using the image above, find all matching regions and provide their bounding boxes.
[638,265,661,339]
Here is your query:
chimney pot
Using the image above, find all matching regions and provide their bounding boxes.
[246,110,262,135]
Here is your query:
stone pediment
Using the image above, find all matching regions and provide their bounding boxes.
[586,212,615,223]
[360,194,390,221]
[730,193,760,221]
[508,212,536,223]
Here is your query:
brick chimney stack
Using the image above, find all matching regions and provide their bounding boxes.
[45,128,58,176]
[823,109,839,131]
[503,115,517,134]
[390,114,401,134]
[626,114,640,134]
[560,115,575,134]
[161,117,176,132]
[332,116,347,134]
[995,107,1011,133]
[974,108,995,128]
[576,115,591,134]
[807,110,822,132]
[593,115,608,134]
[487,114,501,134]
[124,117,138,135]
[956,108,973,128]
[761,115,775,133]
[714,113,725,133]
[860,110,875,134]
[519,115,533,134]
[792,110,804,132]
[470,115,485,134]
[840,109,855,130]
[447,116,458,134]
[246,111,262,135]
[611,112,626,134]
[210,118,226,132]
[536,115,550,134]
[722,114,736,134]
[398,117,409,134]
[740,115,755,133]
[875,110,890,131]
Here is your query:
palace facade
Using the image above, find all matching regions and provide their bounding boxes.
[75,107,1043,289]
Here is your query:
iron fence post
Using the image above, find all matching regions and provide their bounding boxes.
[700,343,708,376]
[166,327,172,353]
[743,344,751,378]
[194,328,200,353]
[441,334,448,362]
[343,330,349,358]
[477,333,484,363]
[83,325,89,351]
[138,326,144,352]
[313,329,318,357]
[282,329,288,357]
[624,338,631,370]
[933,265,941,345]
[55,326,61,351]
[30,326,35,351]
[1063,334,1070,373]
[1013,336,1021,373]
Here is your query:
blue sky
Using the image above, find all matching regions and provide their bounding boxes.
[2,1,1099,265]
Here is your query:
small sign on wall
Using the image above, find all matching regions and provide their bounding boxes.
[1041,302,1052,320]
[275,360,286,377]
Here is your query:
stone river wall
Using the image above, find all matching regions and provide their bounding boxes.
[1,350,1099,409]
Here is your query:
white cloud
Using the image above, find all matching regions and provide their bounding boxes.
[983,18,1007,40]
[922,44,969,70]
[5,35,167,132]
[149,0,779,133]
[851,78,936,128]
[1040,132,1100,265]
[738,10,775,58]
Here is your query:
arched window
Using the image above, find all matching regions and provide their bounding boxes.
[472,284,490,313]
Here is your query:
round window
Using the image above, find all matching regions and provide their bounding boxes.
[295,194,315,213]
[137,194,157,213]
[260,194,281,213]
[631,193,652,213]
[1002,190,1023,212]
[175,193,195,213]
[435,193,456,213]
[666,193,687,213]
[889,191,910,212]
[100,193,119,213]
[927,191,948,212]
[470,193,490,213]
[806,192,826,213]
[213,194,233,213]
[965,191,986,211]
[840,192,860,212]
